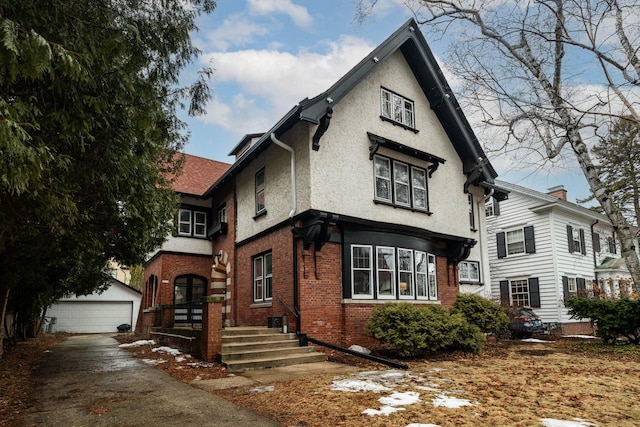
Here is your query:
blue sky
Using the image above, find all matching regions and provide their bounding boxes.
[178,0,594,205]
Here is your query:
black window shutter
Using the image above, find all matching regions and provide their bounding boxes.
[562,276,569,301]
[528,278,541,308]
[567,225,574,253]
[500,280,510,306]
[524,226,536,254]
[497,232,506,258]
[579,229,586,255]
[592,232,600,253]
[493,198,500,216]
[577,278,586,297]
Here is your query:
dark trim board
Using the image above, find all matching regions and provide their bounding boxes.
[144,251,214,266]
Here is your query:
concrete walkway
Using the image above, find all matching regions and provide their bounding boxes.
[22,334,280,427]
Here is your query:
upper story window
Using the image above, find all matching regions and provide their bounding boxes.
[459,260,480,283]
[373,155,428,212]
[380,87,415,130]
[485,197,500,217]
[497,226,535,258]
[178,208,207,238]
[567,225,586,255]
[255,168,266,216]
[608,236,617,254]
[351,244,437,301]
[218,204,227,224]
[468,194,476,230]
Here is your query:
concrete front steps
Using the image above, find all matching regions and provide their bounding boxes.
[220,326,325,372]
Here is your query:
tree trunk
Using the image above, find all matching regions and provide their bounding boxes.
[568,127,640,295]
[0,275,9,358]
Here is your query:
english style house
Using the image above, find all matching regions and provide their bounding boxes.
[486,180,637,334]
[137,19,507,361]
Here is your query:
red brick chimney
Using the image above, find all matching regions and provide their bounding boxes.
[547,185,567,201]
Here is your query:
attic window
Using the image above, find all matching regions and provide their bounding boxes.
[380,87,417,131]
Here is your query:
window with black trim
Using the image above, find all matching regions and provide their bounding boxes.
[459,260,480,283]
[608,236,617,254]
[253,252,272,303]
[499,277,541,307]
[218,204,227,224]
[567,225,586,255]
[485,196,500,217]
[380,87,415,129]
[497,226,536,258]
[255,168,266,215]
[468,194,475,230]
[351,244,437,301]
[373,154,428,212]
[177,208,207,238]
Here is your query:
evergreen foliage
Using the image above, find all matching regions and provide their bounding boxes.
[565,297,640,344]
[451,293,509,336]
[365,302,485,357]
[0,0,215,342]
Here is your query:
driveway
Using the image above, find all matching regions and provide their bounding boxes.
[22,334,279,427]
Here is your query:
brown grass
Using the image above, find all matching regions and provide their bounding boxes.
[6,334,640,426]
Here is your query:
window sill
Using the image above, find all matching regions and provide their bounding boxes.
[470,228,477,233]
[373,199,432,215]
[460,281,483,286]
[250,302,272,308]
[253,209,268,220]
[379,115,419,133]
[176,234,210,240]
[342,298,440,305]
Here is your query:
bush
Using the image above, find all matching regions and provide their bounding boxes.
[365,302,485,357]
[565,297,640,344]
[450,293,509,336]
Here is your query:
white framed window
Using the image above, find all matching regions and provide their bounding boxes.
[415,251,428,299]
[373,155,428,212]
[485,199,494,217]
[194,211,207,237]
[428,254,437,300]
[398,248,414,298]
[411,167,427,210]
[572,228,582,254]
[374,156,392,202]
[459,261,480,283]
[506,229,525,255]
[352,245,373,298]
[376,247,395,298]
[218,204,227,223]
[510,279,530,306]
[178,209,192,236]
[567,277,577,298]
[381,88,415,128]
[253,252,272,303]
[255,168,266,215]
[394,161,410,206]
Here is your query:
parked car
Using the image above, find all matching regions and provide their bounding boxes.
[505,307,547,338]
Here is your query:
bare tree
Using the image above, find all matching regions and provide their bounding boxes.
[358,0,640,292]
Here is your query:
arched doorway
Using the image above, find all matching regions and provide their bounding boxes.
[174,275,206,326]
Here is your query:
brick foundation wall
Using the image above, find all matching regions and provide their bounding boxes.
[555,322,595,336]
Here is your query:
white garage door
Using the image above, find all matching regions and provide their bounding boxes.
[48,301,133,333]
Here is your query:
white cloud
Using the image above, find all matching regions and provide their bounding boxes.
[199,14,269,51]
[198,35,375,135]
[248,0,313,28]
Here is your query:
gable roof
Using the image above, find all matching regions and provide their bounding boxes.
[205,18,500,197]
[494,180,610,224]
[173,153,230,197]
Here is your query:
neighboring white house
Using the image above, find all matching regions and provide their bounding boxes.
[47,278,142,333]
[486,180,636,334]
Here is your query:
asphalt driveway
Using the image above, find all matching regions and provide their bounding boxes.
[22,334,279,427]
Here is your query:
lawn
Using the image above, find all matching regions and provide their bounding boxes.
[210,337,640,427]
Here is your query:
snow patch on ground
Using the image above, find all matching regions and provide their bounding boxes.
[540,418,598,426]
[251,385,275,393]
[152,346,182,356]
[521,338,554,343]
[432,393,477,408]
[118,340,156,348]
[406,424,441,427]
[563,335,597,339]
[142,358,166,365]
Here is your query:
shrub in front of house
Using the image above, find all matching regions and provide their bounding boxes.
[365,302,485,357]
[450,293,510,336]
[565,297,640,344]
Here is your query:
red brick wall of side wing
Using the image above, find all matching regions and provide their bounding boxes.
[234,226,295,328]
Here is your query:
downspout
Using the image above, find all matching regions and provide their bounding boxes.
[476,188,494,297]
[269,133,301,332]
[591,219,600,291]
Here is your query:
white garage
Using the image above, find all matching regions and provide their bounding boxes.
[47,278,141,333]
